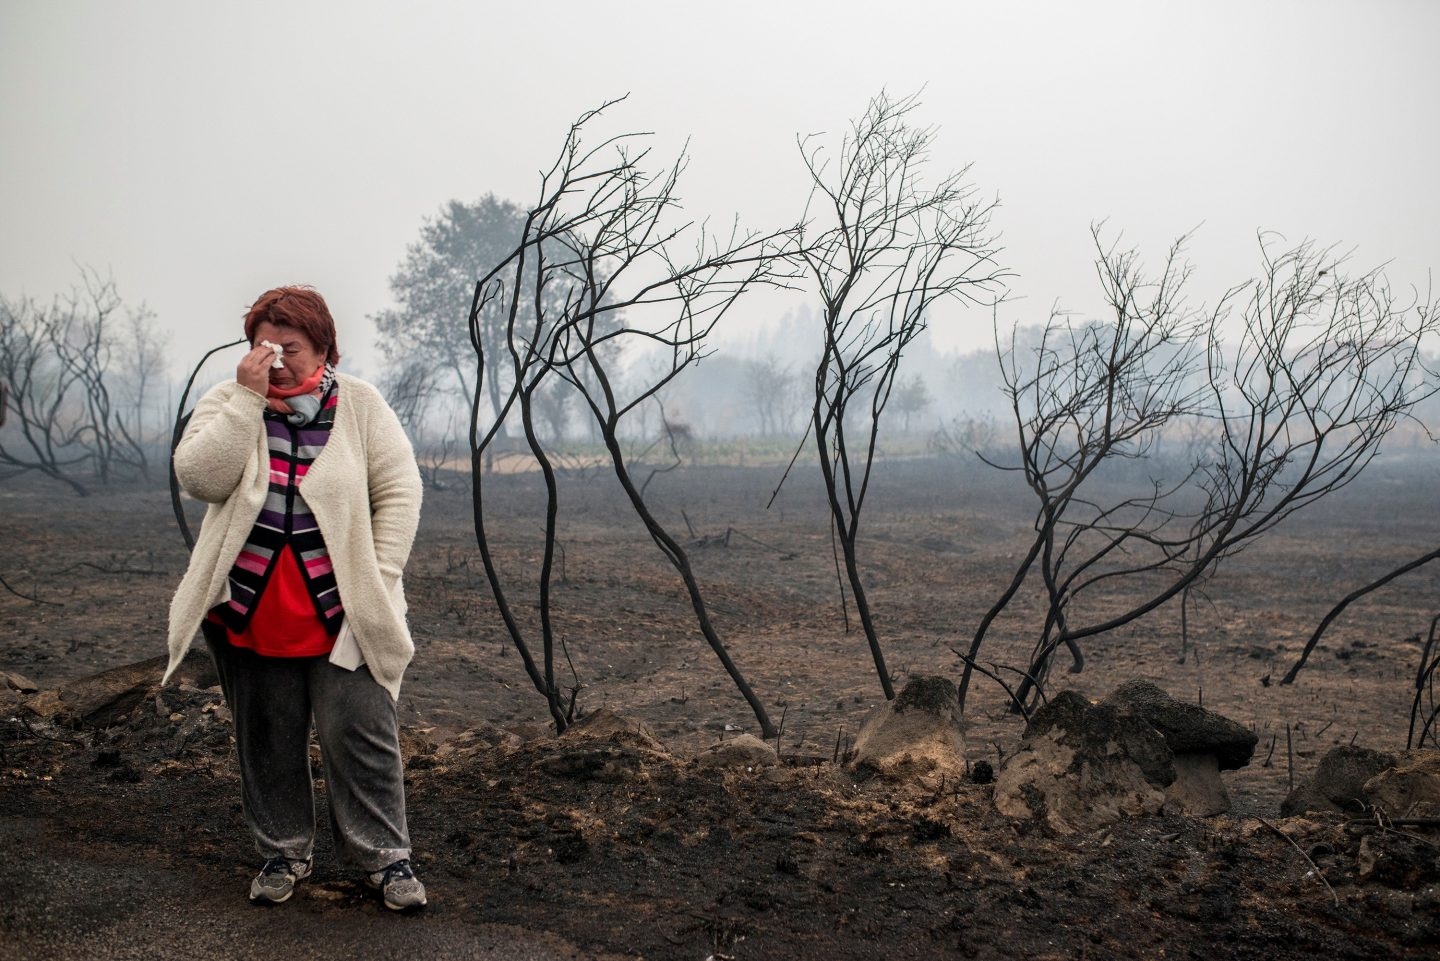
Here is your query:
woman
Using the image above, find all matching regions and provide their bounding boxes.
[163,286,426,911]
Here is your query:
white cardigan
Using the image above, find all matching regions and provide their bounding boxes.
[164,374,423,699]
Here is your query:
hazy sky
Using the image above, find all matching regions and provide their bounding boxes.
[2,0,1437,381]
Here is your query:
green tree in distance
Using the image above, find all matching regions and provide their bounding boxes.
[373,195,532,443]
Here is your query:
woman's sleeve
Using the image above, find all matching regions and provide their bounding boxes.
[173,384,267,503]
[366,395,423,581]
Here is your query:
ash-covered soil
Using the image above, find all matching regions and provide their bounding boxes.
[3,454,1439,958]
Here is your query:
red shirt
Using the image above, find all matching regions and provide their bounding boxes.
[216,544,336,657]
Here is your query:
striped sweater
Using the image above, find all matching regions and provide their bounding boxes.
[213,388,343,635]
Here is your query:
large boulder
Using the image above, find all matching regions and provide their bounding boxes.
[1280,744,1399,816]
[848,676,966,780]
[993,690,1171,833]
[995,682,1257,832]
[1102,680,1257,770]
[1104,679,1258,816]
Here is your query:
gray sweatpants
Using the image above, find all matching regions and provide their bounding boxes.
[202,621,411,873]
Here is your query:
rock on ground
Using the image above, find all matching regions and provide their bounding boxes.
[1280,744,1399,816]
[24,649,215,729]
[1363,750,1440,820]
[848,676,966,780]
[995,681,1257,832]
[993,689,1171,833]
[1104,679,1257,816]
[1102,679,1257,770]
[695,732,779,770]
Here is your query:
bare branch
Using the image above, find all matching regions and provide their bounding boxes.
[466,100,798,737]
[797,91,1006,701]
[962,227,1438,711]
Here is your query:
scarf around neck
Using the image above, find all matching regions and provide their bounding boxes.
[266,362,336,426]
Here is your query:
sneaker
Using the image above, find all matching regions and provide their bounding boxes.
[365,858,427,911]
[249,856,313,904]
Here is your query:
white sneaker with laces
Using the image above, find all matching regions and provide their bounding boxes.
[366,858,427,911]
[249,856,313,904]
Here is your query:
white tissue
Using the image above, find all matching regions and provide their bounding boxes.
[259,340,285,369]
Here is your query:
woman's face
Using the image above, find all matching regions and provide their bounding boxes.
[251,321,325,390]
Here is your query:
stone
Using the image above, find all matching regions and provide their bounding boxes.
[1363,750,1440,819]
[848,676,966,779]
[1101,680,1257,816]
[2,671,39,693]
[25,654,169,729]
[995,682,1256,831]
[1026,689,1176,785]
[562,708,667,753]
[695,733,778,770]
[1280,744,1398,817]
[21,648,219,730]
[1102,679,1257,770]
[993,690,1170,834]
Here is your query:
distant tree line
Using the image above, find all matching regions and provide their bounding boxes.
[0,270,168,495]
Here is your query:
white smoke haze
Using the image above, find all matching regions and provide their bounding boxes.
[2,0,1436,438]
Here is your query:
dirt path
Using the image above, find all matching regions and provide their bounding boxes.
[2,814,618,961]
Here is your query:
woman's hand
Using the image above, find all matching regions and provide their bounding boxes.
[236,343,275,396]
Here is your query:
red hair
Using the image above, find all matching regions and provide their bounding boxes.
[243,286,341,365]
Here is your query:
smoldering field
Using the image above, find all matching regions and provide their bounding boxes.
[6,443,1440,960]
[6,445,1437,809]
